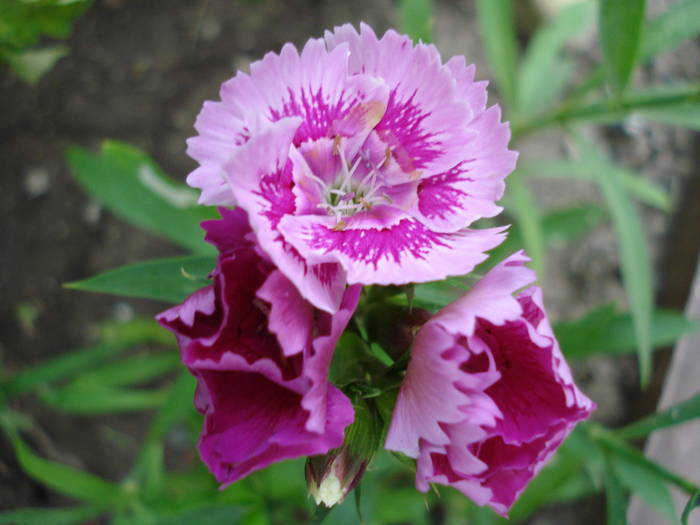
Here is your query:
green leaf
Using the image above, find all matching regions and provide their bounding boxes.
[476,0,518,108]
[682,491,700,525]
[2,341,131,396]
[617,392,700,439]
[3,44,68,84]
[520,160,672,211]
[555,306,698,359]
[488,204,606,271]
[0,506,102,525]
[517,1,595,118]
[130,372,196,494]
[374,488,428,524]
[66,141,217,253]
[66,352,179,388]
[640,0,700,61]
[65,255,216,303]
[152,505,245,525]
[399,0,433,43]
[598,0,646,95]
[505,172,545,275]
[39,384,167,414]
[611,452,677,522]
[411,277,469,310]
[0,0,90,49]
[603,458,628,525]
[3,430,123,505]
[590,424,700,496]
[638,104,700,131]
[513,82,700,137]
[572,133,653,385]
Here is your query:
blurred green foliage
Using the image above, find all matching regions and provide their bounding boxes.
[0,0,90,83]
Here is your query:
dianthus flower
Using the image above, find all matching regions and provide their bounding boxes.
[187,23,516,313]
[385,251,594,515]
[157,208,359,485]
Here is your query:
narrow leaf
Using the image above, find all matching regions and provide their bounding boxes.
[520,160,672,212]
[640,0,700,61]
[639,104,700,131]
[591,425,700,496]
[4,430,123,504]
[603,458,627,525]
[476,0,518,108]
[555,307,699,359]
[682,491,700,525]
[611,452,677,522]
[65,255,216,304]
[66,352,179,388]
[505,172,545,275]
[66,141,216,253]
[617,392,700,439]
[39,384,167,414]
[598,0,646,94]
[573,133,653,385]
[518,1,595,117]
[399,0,433,43]
[152,505,245,525]
[0,506,102,525]
[2,341,131,396]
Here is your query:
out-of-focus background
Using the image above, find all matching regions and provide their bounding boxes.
[1,0,699,523]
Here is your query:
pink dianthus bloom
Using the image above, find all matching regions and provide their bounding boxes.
[187,23,516,313]
[385,251,594,515]
[157,208,359,486]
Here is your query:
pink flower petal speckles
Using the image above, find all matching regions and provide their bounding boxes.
[186,23,516,312]
[385,251,594,516]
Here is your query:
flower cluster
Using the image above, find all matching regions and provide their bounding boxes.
[158,23,593,516]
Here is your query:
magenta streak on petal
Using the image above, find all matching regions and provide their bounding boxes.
[417,160,476,221]
[304,219,449,270]
[255,159,297,229]
[269,87,355,145]
[376,87,441,172]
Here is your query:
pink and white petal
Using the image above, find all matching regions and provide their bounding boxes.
[187,101,251,165]
[414,161,505,233]
[221,40,356,145]
[385,322,469,457]
[445,56,488,118]
[187,165,236,206]
[327,23,472,176]
[303,284,361,433]
[225,119,348,313]
[459,106,518,183]
[434,251,535,337]
[415,443,496,507]
[257,270,313,357]
[278,213,507,286]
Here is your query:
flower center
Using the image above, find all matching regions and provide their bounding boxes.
[307,140,391,223]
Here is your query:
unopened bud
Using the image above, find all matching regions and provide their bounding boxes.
[306,399,381,507]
